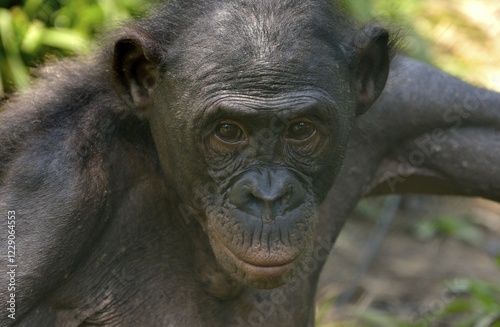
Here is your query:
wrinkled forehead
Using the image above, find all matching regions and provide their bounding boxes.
[168,1,348,91]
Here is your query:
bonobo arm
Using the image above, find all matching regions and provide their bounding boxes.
[363,56,500,201]
[316,56,500,264]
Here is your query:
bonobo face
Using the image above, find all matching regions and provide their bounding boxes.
[113,0,390,289]
[153,20,355,289]
[187,90,350,288]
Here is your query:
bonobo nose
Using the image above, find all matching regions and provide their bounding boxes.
[228,168,307,222]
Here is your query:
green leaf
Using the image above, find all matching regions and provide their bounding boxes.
[40,28,89,52]
[5,52,29,89]
[23,0,45,18]
[439,299,475,316]
[20,20,44,54]
[0,9,19,55]
[355,309,416,327]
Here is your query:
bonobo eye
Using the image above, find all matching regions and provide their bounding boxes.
[285,121,316,141]
[215,122,246,144]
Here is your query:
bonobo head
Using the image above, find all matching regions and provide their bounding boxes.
[112,0,391,289]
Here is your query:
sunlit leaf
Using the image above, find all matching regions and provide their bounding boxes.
[21,20,44,53]
[40,28,89,52]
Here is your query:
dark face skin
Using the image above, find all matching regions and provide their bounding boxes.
[158,80,349,288]
[114,0,390,289]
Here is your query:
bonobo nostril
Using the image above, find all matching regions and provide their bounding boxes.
[228,168,306,220]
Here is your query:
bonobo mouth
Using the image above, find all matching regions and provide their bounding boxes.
[219,241,297,279]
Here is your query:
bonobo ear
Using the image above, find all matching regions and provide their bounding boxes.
[113,32,160,114]
[343,24,391,115]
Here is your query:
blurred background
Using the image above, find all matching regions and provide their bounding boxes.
[0,0,499,326]
[322,1,500,326]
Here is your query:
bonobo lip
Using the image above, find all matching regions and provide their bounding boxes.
[220,243,296,278]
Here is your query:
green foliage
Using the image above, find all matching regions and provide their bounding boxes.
[339,0,432,63]
[354,199,386,221]
[353,309,422,327]
[0,0,151,96]
[413,215,484,246]
[319,236,499,326]
[438,278,500,327]
[339,0,500,92]
[346,274,500,327]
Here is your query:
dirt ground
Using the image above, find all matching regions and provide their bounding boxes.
[316,196,500,325]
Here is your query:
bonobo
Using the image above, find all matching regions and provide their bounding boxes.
[2,0,500,326]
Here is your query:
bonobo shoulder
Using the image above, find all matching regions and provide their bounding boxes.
[0,57,132,170]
